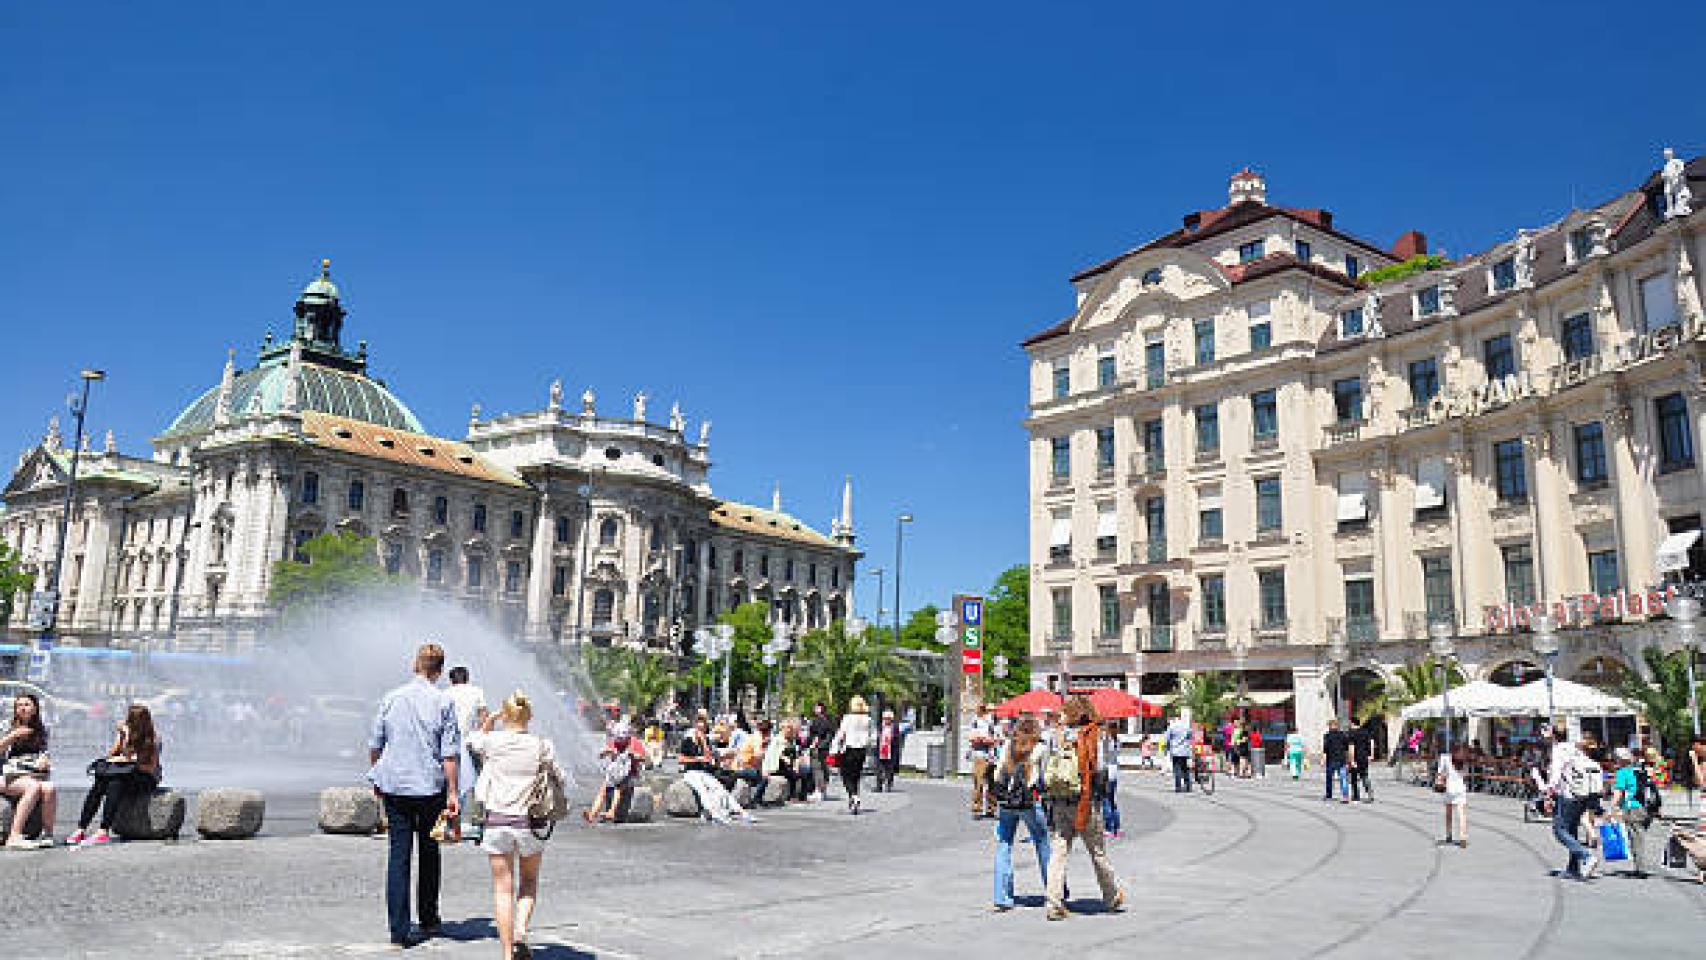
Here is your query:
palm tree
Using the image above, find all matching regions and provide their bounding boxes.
[1620,645,1698,752]
[783,620,917,716]
[1179,671,1236,728]
[609,649,677,719]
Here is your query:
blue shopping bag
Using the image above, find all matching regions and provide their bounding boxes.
[1599,822,1629,861]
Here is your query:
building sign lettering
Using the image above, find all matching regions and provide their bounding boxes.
[1483,581,1697,633]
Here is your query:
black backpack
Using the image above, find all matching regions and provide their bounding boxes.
[1635,766,1663,814]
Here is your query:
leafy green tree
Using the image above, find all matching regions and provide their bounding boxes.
[0,542,35,626]
[983,565,1030,702]
[267,531,398,623]
[784,620,917,716]
[716,601,775,702]
[1179,671,1237,728]
[1620,646,1699,752]
[599,647,677,718]
[1354,657,1466,725]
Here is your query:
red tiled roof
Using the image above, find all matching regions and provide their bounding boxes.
[1069,202,1393,284]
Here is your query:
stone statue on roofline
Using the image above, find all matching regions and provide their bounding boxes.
[581,388,596,416]
[1514,229,1535,288]
[1363,291,1385,339]
[633,391,648,422]
[698,420,712,446]
[548,379,563,411]
[669,402,685,433]
[1664,147,1693,219]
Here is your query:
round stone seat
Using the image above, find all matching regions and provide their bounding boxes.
[319,786,382,835]
[0,795,45,841]
[663,780,702,818]
[617,786,656,823]
[730,778,754,809]
[113,789,187,841]
[196,788,266,839]
[762,776,789,806]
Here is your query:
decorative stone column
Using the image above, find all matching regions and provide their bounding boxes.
[1605,405,1656,591]
[1527,421,1568,599]
[524,492,555,642]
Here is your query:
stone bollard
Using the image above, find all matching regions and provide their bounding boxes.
[319,786,382,835]
[0,795,45,841]
[617,786,656,823]
[113,790,187,841]
[730,779,755,810]
[663,780,702,818]
[196,788,266,840]
[762,776,789,806]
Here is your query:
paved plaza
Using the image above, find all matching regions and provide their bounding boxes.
[6,766,1705,959]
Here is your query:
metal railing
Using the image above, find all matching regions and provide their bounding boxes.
[1323,418,1366,445]
[1131,540,1168,564]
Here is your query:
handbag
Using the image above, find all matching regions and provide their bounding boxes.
[1432,773,1447,794]
[88,757,138,778]
[1599,822,1630,862]
[429,810,459,844]
[3,753,49,783]
[524,739,569,825]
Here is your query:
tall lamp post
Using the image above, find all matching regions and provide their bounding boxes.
[1670,595,1701,738]
[692,627,711,715]
[1429,620,1458,758]
[1531,614,1561,726]
[39,369,106,650]
[868,567,886,627]
[1327,629,1349,725]
[883,514,913,738]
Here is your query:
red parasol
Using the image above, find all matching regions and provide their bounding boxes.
[992,689,1063,718]
[1074,687,1164,719]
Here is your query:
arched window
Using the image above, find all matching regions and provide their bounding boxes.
[650,520,666,552]
[599,517,619,547]
[592,589,615,626]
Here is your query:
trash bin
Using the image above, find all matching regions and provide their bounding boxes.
[926,742,947,779]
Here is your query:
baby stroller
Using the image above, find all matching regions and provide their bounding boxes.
[1520,765,1549,823]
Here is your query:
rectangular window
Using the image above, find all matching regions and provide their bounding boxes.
[1339,308,1364,338]
[808,562,817,586]
[785,558,795,581]
[1198,506,1223,544]
[1050,437,1071,480]
[384,542,403,574]
[1194,403,1220,454]
[759,555,770,577]
[1049,513,1072,562]
[1096,426,1116,473]
[433,496,448,525]
[1483,334,1516,380]
[467,556,484,589]
[1640,273,1678,331]
[1052,588,1072,641]
[1345,254,1361,279]
[1249,319,1271,351]
[1568,228,1594,263]
[1560,313,1594,361]
[1422,556,1454,621]
[1251,389,1278,440]
[1096,503,1118,556]
[1201,575,1226,631]
[509,510,525,539]
[1494,438,1528,502]
[1336,473,1369,526]
[1052,362,1070,399]
[1415,458,1448,515]
[1258,569,1287,628]
[1333,377,1363,423]
[1256,476,1282,531]
[472,504,487,533]
[551,565,567,597]
[1491,258,1517,292]
[1097,353,1117,388]
[1408,358,1439,405]
[347,479,365,512]
[1657,393,1695,471]
[1144,497,1166,547]
[1194,319,1216,365]
[1238,239,1265,263]
[555,515,572,543]
[1502,544,1535,607]
[426,550,444,584]
[1296,239,1312,262]
[1344,577,1376,625]
[1415,285,1441,317]
[1588,550,1620,596]
[301,472,319,505]
[1142,419,1164,467]
[1098,584,1120,640]
[1144,341,1166,388]
[504,560,522,594]
[1574,422,1607,487]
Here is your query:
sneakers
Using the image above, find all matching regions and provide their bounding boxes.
[1583,855,1601,880]
[1106,889,1127,913]
[64,830,86,847]
[83,834,113,847]
[1045,907,1070,921]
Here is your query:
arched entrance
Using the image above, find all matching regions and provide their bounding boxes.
[1488,660,1543,687]
[1572,655,1629,691]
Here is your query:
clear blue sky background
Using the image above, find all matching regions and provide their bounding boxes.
[3,1,1702,622]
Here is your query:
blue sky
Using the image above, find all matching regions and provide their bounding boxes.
[2,1,1702,621]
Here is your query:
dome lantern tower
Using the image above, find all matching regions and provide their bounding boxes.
[294,258,346,349]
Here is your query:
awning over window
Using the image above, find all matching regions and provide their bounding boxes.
[1415,458,1447,510]
[1336,474,1369,521]
[1096,507,1118,538]
[1049,516,1072,548]
[1657,529,1703,574]
[1198,487,1223,510]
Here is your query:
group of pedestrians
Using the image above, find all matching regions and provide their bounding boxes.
[1321,717,1379,803]
[1,690,166,850]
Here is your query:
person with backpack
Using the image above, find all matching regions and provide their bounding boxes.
[1545,726,1601,881]
[1041,696,1125,921]
[990,716,1052,911]
[1610,747,1656,878]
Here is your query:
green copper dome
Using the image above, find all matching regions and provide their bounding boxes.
[162,356,425,438]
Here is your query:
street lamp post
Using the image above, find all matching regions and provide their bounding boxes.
[1532,614,1561,726]
[868,567,886,628]
[714,623,735,717]
[1670,595,1701,739]
[1327,629,1349,725]
[40,369,105,650]
[692,627,711,715]
[882,515,913,741]
[1429,620,1458,758]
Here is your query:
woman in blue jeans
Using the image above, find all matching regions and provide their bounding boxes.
[992,716,1052,911]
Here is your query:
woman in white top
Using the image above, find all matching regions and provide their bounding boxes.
[1436,743,1468,848]
[831,696,874,815]
[468,691,561,960]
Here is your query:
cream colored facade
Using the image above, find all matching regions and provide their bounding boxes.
[1024,157,1706,748]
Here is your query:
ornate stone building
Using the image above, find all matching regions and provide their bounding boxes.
[1024,153,1705,747]
[1,263,859,653]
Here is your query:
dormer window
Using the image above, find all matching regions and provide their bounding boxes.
[1344,255,1361,279]
[1141,267,1164,287]
[1415,285,1441,317]
[1295,239,1312,263]
[1238,239,1265,263]
[1491,257,1517,292]
[1567,228,1593,264]
[1338,308,1365,338]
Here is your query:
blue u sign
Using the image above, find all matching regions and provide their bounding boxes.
[961,599,983,626]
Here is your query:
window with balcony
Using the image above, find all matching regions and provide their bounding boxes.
[1052,362,1070,399]
[1339,308,1364,338]
[1657,393,1695,471]
[1422,555,1454,622]
[1146,582,1172,650]
[472,504,487,533]
[1200,575,1226,631]
[1408,358,1439,405]
[1491,257,1517,292]
[1144,341,1166,388]
[1560,313,1594,361]
[1258,569,1287,629]
[1332,377,1363,423]
[1095,426,1116,476]
[1640,273,1678,331]
[1097,352,1117,388]
[1574,422,1607,488]
[1256,476,1282,531]
[1251,389,1278,442]
[1415,285,1441,317]
[1483,334,1516,380]
[1050,436,1071,481]
[1098,584,1121,640]
[1502,544,1535,606]
[1344,576,1376,639]
[1195,404,1220,455]
[1588,549,1620,596]
[1336,473,1369,530]
[1494,439,1528,502]
[301,471,319,505]
[1194,319,1216,365]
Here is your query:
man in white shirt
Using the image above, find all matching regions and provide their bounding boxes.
[1545,726,1599,880]
[446,666,488,837]
[1164,713,1194,793]
[967,703,998,819]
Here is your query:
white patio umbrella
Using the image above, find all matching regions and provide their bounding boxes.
[1399,680,1523,720]
[1510,678,1635,717]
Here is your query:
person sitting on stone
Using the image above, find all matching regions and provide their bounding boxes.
[764,718,806,801]
[584,721,640,824]
[709,722,742,790]
[729,719,771,804]
[68,703,162,847]
[1,692,57,849]
[676,717,754,826]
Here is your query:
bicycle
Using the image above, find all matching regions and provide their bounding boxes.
[1192,754,1216,795]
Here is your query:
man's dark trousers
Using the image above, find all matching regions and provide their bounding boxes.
[383,792,447,943]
